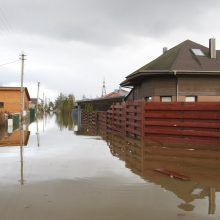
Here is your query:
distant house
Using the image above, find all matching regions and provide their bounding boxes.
[30,98,43,109]
[76,88,129,111]
[0,87,31,113]
[121,38,220,102]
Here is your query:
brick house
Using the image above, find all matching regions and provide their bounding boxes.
[0,87,31,113]
[121,38,220,102]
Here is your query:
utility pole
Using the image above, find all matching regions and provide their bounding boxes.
[19,53,26,185]
[20,53,26,125]
[37,82,40,115]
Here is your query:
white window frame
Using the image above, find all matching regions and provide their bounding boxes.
[160,96,172,102]
[185,96,197,102]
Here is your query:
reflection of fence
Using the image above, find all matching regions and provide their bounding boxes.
[107,133,220,216]
[81,101,220,143]
[0,112,6,128]
[107,133,220,183]
[12,114,20,129]
[29,108,36,123]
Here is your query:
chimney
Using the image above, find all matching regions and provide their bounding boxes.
[163,47,168,54]
[209,38,216,59]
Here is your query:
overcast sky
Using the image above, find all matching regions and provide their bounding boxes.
[0,0,220,101]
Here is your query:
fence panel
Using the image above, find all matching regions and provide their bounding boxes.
[144,102,220,143]
[81,101,220,144]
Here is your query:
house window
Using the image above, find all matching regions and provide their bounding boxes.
[145,96,152,102]
[185,96,197,102]
[160,96,172,102]
[0,102,4,108]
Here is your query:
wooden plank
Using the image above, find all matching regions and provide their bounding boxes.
[144,111,220,119]
[144,127,220,137]
[126,115,142,121]
[126,127,141,135]
[126,121,141,128]
[145,120,220,129]
[154,168,190,181]
[145,146,220,159]
[126,108,142,113]
[144,134,219,143]
[145,102,220,111]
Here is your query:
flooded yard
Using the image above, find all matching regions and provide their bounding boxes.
[0,114,219,220]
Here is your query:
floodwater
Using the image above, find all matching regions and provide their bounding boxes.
[0,114,219,220]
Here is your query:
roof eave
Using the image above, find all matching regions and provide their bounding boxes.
[126,71,172,80]
[127,70,220,80]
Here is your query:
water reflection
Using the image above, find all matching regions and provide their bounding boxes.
[0,124,30,185]
[55,113,73,130]
[105,133,220,215]
[74,123,220,215]
[0,114,219,219]
[36,117,40,147]
[0,128,30,146]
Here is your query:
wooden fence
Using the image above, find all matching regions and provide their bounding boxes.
[81,101,220,143]
[144,102,220,143]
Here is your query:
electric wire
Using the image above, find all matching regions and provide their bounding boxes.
[0,7,12,33]
[0,60,20,68]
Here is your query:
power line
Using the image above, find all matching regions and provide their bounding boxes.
[0,7,12,33]
[0,6,15,44]
[0,59,19,68]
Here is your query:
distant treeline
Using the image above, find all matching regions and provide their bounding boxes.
[55,93,75,114]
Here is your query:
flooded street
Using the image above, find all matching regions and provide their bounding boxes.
[0,114,219,220]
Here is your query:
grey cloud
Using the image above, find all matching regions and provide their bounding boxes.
[1,0,219,46]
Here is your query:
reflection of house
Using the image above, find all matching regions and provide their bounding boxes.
[0,129,30,146]
[76,89,129,111]
[30,98,43,109]
[29,98,37,109]
[0,87,31,113]
[121,39,220,102]
[106,133,220,214]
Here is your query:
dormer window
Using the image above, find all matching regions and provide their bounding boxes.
[191,49,205,56]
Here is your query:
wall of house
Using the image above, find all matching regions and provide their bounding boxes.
[0,90,29,113]
[125,75,220,102]
[178,75,220,96]
[126,76,177,101]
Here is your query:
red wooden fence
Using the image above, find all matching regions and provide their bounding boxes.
[144,102,220,143]
[81,111,98,135]
[81,101,220,143]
